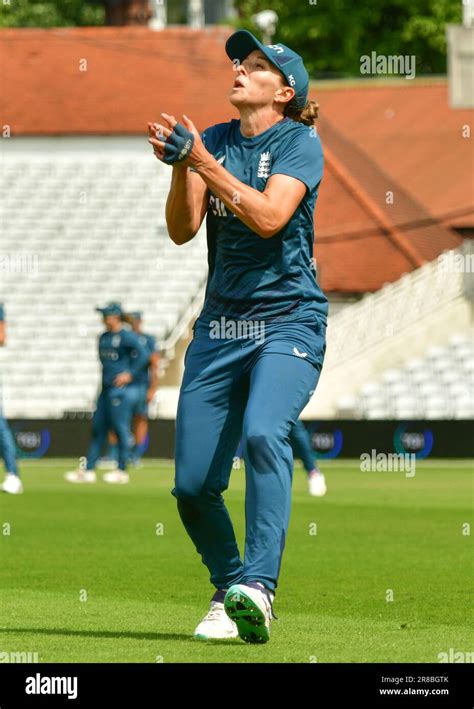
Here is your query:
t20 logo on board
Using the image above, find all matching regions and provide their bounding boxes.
[308,424,343,459]
[393,424,433,459]
[13,426,51,459]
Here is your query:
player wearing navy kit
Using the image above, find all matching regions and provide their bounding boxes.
[65,303,149,485]
[125,311,160,465]
[0,303,22,495]
[99,311,159,468]
[289,419,327,497]
[149,30,327,643]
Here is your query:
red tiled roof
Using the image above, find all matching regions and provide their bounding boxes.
[0,27,236,134]
[316,82,474,230]
[311,82,471,291]
[1,27,472,294]
[315,160,420,293]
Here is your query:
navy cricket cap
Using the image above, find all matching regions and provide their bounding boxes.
[95,302,123,317]
[225,29,309,109]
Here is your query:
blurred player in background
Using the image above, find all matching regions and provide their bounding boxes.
[102,310,160,468]
[289,419,327,497]
[124,311,160,466]
[65,302,149,485]
[0,303,23,494]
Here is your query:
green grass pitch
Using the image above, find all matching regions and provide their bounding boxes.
[0,458,472,663]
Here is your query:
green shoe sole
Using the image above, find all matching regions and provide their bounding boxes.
[224,585,270,644]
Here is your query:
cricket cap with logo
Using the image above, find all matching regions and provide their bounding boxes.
[225,29,309,109]
[95,302,123,317]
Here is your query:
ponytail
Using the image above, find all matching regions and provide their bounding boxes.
[284,97,319,126]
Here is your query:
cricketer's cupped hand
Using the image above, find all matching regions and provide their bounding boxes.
[148,113,205,169]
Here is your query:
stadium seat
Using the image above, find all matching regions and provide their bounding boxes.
[0,153,209,417]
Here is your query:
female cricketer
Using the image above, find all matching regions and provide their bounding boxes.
[148,29,328,644]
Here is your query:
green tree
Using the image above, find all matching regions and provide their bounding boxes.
[0,0,104,27]
[233,0,462,77]
[0,0,462,77]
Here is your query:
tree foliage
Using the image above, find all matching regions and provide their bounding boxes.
[232,0,462,77]
[0,0,462,76]
[0,0,104,28]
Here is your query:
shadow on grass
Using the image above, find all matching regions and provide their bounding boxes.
[0,627,242,645]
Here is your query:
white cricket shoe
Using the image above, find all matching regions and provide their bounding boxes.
[2,473,24,495]
[64,469,96,484]
[102,470,129,484]
[194,598,239,640]
[224,582,275,644]
[308,471,327,497]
